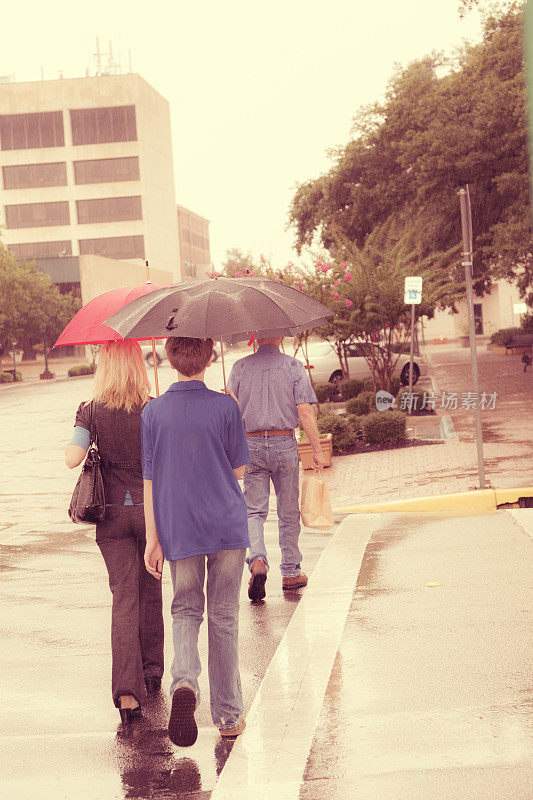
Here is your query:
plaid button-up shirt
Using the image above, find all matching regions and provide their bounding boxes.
[228,345,317,432]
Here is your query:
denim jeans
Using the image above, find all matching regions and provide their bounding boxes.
[243,435,302,577]
[168,548,245,729]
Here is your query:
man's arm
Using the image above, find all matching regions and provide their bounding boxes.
[143,479,164,580]
[233,465,246,480]
[297,403,326,470]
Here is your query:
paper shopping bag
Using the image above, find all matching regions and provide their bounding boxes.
[300,473,334,529]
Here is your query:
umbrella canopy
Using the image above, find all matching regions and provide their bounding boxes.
[53,282,168,347]
[104,277,334,343]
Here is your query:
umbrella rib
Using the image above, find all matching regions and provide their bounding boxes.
[241,285,304,332]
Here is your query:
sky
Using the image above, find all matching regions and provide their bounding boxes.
[2,0,483,269]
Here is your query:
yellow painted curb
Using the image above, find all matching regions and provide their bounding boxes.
[334,487,533,515]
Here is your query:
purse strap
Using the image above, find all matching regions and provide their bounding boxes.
[89,401,99,451]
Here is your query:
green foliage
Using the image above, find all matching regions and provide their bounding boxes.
[314,382,338,402]
[68,364,97,377]
[345,390,375,415]
[521,315,533,332]
[363,411,407,444]
[339,378,363,399]
[289,5,530,303]
[489,327,520,345]
[0,370,21,383]
[361,377,375,391]
[317,412,356,454]
[345,413,364,438]
[218,248,264,278]
[0,243,81,358]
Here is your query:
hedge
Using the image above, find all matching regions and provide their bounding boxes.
[0,370,22,383]
[314,382,338,403]
[317,411,356,454]
[362,411,406,444]
[344,413,364,438]
[345,390,376,415]
[68,364,97,377]
[490,327,520,346]
[339,378,363,400]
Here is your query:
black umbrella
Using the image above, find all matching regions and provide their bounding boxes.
[104,277,334,386]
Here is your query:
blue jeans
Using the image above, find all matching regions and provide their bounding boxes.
[169,548,245,729]
[243,435,302,577]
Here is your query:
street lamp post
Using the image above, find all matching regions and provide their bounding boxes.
[40,296,55,380]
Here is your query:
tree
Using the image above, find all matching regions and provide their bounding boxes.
[328,226,462,391]
[288,4,531,303]
[218,248,264,278]
[0,244,80,360]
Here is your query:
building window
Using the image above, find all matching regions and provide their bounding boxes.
[3,162,67,190]
[76,196,142,224]
[0,111,64,150]
[5,201,70,229]
[74,156,140,184]
[184,261,196,277]
[70,105,137,145]
[9,240,72,259]
[79,235,145,260]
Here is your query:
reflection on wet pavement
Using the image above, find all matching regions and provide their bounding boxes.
[300,511,532,800]
[115,720,236,799]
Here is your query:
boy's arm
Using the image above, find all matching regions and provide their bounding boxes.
[143,479,164,580]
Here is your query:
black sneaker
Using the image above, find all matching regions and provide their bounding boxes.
[168,687,198,747]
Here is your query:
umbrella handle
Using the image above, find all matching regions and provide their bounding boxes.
[151,338,160,396]
[220,341,227,391]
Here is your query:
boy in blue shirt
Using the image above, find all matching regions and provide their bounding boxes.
[142,336,250,746]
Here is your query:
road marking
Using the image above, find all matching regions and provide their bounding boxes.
[211,514,379,800]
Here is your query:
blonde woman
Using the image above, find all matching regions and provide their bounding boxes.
[65,340,164,724]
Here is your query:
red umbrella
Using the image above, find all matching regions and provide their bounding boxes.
[54,283,168,347]
[54,281,169,395]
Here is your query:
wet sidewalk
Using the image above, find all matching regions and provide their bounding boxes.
[211,510,533,800]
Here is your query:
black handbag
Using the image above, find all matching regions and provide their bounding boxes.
[68,402,106,524]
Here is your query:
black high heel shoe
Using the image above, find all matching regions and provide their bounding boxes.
[119,705,142,724]
[145,677,162,695]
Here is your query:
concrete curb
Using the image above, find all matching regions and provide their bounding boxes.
[335,486,533,514]
[439,414,458,440]
[0,372,93,390]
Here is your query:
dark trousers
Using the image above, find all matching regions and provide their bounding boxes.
[96,506,164,707]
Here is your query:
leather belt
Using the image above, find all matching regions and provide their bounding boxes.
[246,429,294,437]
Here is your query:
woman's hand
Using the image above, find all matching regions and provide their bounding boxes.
[145,539,164,580]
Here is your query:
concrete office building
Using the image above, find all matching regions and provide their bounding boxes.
[177,205,212,279]
[0,73,180,279]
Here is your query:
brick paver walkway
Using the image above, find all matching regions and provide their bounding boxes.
[272,342,532,514]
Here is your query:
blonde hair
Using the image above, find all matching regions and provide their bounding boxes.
[93,340,150,412]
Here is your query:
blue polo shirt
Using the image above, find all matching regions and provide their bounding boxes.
[141,381,250,561]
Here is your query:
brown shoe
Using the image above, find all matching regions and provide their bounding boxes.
[248,559,267,601]
[220,716,246,738]
[282,573,308,590]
